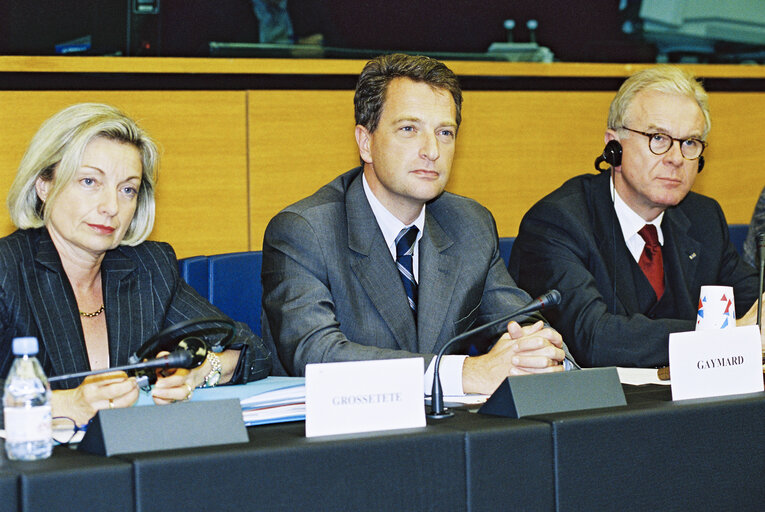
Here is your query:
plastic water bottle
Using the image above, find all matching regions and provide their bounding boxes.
[3,337,52,460]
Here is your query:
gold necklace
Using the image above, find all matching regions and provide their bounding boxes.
[79,304,104,318]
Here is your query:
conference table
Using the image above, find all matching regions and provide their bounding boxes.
[1,385,763,512]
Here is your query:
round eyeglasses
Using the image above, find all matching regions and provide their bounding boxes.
[620,127,706,160]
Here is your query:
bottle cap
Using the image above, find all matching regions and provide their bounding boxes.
[12,336,39,356]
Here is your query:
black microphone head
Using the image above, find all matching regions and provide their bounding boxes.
[539,289,561,309]
[159,349,193,369]
[757,232,765,266]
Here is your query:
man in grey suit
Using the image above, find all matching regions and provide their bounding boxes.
[262,53,566,395]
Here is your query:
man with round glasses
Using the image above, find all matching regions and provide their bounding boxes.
[509,65,761,368]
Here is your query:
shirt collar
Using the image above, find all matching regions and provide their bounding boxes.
[610,176,664,246]
[362,173,425,259]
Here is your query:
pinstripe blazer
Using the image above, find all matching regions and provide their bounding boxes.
[261,167,539,376]
[0,228,271,389]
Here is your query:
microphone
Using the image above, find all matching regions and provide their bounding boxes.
[757,233,765,334]
[49,337,208,386]
[427,290,562,419]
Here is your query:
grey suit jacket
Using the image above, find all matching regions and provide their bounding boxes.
[262,167,538,376]
[509,171,758,368]
[0,228,271,389]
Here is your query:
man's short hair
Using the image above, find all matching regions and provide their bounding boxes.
[608,65,711,138]
[7,103,160,246]
[354,53,463,133]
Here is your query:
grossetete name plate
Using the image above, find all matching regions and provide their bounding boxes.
[305,358,426,438]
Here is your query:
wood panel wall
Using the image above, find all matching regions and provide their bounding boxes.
[0,91,250,257]
[247,89,765,251]
[0,58,763,258]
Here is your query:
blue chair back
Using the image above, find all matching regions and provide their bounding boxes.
[208,251,263,336]
[178,255,210,299]
[498,237,515,268]
[728,224,748,257]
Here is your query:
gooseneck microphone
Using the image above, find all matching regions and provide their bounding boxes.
[757,233,765,334]
[49,337,208,385]
[427,290,562,419]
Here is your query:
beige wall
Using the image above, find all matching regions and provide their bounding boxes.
[1,83,762,258]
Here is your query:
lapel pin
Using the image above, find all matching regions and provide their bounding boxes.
[689,252,697,260]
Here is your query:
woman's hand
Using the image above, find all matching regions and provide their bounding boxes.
[150,348,242,404]
[51,371,139,426]
[150,350,207,405]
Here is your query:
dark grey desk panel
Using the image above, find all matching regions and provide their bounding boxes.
[621,384,672,404]
[533,392,765,512]
[440,411,555,512]
[0,442,133,512]
[120,419,467,512]
[0,462,18,512]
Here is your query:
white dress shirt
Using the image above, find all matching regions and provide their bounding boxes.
[611,179,665,262]
[362,174,468,395]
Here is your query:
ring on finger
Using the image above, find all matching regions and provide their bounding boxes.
[184,383,193,401]
[109,398,115,409]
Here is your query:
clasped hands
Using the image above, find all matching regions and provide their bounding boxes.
[462,320,565,395]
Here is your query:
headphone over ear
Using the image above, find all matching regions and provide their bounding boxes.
[594,140,705,173]
[594,140,622,172]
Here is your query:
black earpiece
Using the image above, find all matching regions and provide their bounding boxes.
[594,140,622,172]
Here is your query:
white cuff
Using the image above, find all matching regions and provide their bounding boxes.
[424,355,469,396]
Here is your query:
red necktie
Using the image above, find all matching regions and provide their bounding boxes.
[638,224,664,300]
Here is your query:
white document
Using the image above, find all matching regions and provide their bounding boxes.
[305,358,426,438]
[616,367,669,386]
[669,325,764,401]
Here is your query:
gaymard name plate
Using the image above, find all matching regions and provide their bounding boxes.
[669,325,763,401]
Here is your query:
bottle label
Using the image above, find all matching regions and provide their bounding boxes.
[3,405,52,442]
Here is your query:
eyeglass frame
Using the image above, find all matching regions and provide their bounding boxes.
[619,126,707,160]
[52,415,90,445]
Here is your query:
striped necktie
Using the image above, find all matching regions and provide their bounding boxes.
[395,226,419,318]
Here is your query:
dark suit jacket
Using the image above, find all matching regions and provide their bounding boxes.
[262,167,538,376]
[743,184,765,268]
[509,171,759,368]
[0,228,271,389]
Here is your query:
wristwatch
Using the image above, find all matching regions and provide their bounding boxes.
[202,352,222,387]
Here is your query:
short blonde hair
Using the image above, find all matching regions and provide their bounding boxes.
[608,65,711,138]
[7,103,160,245]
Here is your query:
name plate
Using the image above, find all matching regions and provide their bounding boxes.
[668,325,764,401]
[305,358,425,438]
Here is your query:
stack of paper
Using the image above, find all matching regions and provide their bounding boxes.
[136,376,306,426]
[240,377,306,426]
